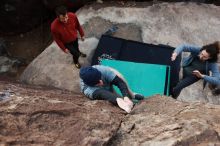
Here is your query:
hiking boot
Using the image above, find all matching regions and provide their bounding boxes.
[80,52,87,57]
[116,98,132,113]
[75,63,81,69]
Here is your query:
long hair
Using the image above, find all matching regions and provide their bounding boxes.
[201,41,220,62]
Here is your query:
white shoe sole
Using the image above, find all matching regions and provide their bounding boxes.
[124,97,134,109]
[116,98,132,113]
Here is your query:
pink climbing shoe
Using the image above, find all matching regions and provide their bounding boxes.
[116,98,132,113]
[124,96,134,109]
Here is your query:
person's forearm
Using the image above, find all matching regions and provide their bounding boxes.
[175,44,201,55]
[203,75,220,85]
[55,40,66,51]
[111,76,130,97]
[52,34,66,51]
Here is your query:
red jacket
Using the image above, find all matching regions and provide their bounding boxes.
[51,12,84,51]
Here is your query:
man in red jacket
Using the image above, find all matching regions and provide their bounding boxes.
[51,6,86,68]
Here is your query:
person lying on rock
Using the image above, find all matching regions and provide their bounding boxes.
[171,41,220,99]
[51,5,86,69]
[79,65,144,113]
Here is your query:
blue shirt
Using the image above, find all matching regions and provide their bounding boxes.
[174,44,220,86]
[80,65,116,99]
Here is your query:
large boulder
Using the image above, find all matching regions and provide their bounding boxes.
[78,2,220,103]
[21,2,220,102]
[110,95,220,145]
[20,38,98,93]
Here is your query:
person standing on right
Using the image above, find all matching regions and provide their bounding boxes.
[171,41,220,98]
[51,6,86,69]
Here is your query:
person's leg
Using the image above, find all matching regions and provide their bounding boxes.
[92,89,119,104]
[172,75,200,99]
[92,89,133,113]
[70,40,81,64]
[73,38,86,57]
[65,41,81,68]
[65,42,80,63]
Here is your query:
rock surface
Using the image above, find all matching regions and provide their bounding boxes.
[0,80,124,146]
[0,80,220,145]
[111,96,220,145]
[20,38,99,93]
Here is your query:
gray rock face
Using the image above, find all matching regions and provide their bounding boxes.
[21,2,220,102]
[110,96,220,146]
[178,80,220,104]
[20,38,98,93]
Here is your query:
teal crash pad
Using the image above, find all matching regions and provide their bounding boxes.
[101,59,170,98]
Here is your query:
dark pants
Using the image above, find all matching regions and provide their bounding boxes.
[172,74,200,98]
[65,39,80,64]
[92,89,120,105]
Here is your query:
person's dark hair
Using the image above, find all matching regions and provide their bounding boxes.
[55,6,67,17]
[201,41,220,62]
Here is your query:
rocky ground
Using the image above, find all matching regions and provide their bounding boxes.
[0,80,124,145]
[0,80,220,145]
